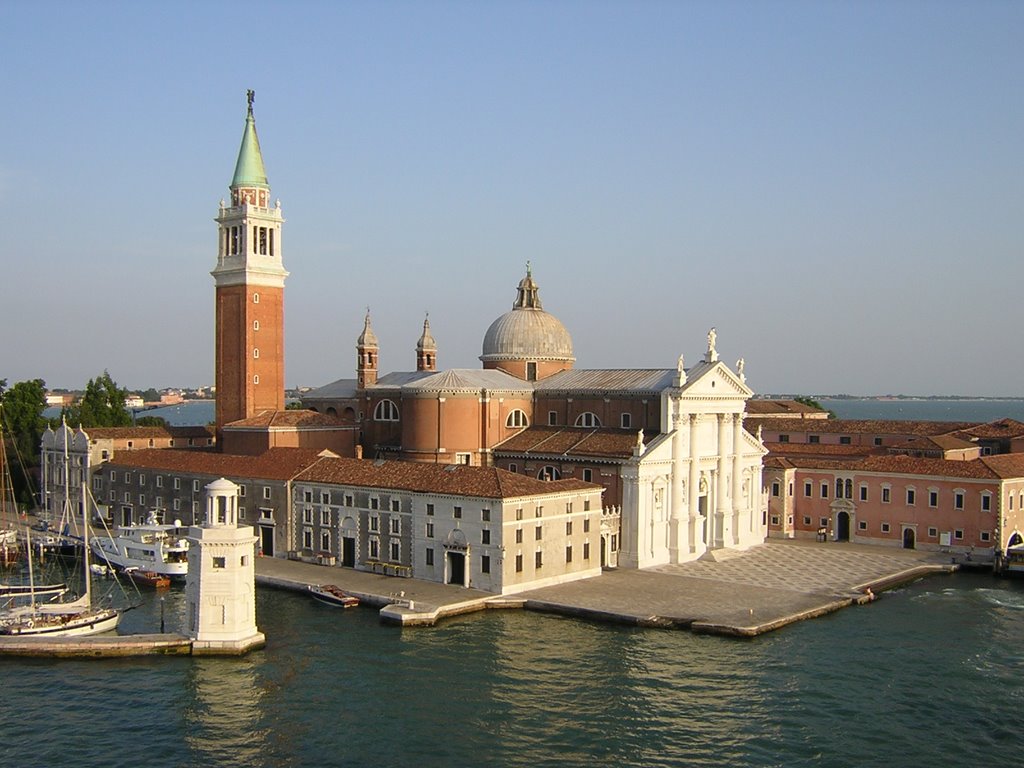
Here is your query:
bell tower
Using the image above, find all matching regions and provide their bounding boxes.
[212,90,288,429]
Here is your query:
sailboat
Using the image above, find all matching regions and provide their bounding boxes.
[0,411,121,637]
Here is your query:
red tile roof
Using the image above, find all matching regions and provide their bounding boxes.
[956,419,1024,439]
[224,410,348,428]
[493,426,651,460]
[294,457,600,499]
[84,425,214,440]
[855,455,999,479]
[764,442,879,460]
[746,399,827,416]
[105,448,328,481]
[745,418,978,436]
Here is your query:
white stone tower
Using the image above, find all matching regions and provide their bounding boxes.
[185,477,265,654]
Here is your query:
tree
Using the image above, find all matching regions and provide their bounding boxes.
[0,378,47,507]
[141,388,161,403]
[135,415,169,428]
[794,395,836,419]
[64,371,133,428]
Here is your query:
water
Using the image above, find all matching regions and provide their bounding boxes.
[2,573,1021,767]
[819,398,1024,423]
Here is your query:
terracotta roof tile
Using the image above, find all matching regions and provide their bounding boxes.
[494,426,653,459]
[746,399,827,416]
[956,418,1024,439]
[294,458,600,499]
[855,455,999,479]
[105,448,328,481]
[764,442,879,459]
[84,425,213,440]
[745,418,978,436]
[224,410,347,428]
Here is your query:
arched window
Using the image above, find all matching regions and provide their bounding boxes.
[253,292,260,304]
[506,409,528,428]
[373,399,400,422]
[538,466,561,481]
[844,478,853,499]
[253,348,260,359]
[575,412,601,428]
[253,374,260,384]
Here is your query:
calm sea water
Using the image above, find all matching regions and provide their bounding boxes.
[820,398,1024,423]
[2,573,1022,767]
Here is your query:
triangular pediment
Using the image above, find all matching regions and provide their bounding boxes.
[679,361,752,399]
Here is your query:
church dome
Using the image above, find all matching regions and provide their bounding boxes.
[480,266,574,364]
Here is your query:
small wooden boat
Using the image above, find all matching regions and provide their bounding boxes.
[308,584,359,608]
[124,567,170,589]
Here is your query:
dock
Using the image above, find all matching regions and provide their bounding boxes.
[255,539,959,637]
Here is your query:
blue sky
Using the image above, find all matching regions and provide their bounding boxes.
[2,1,1021,396]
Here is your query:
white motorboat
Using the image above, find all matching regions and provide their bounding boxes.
[90,514,190,581]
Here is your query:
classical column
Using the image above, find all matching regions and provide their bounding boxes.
[715,413,729,549]
[669,399,686,562]
[688,413,701,552]
[732,412,744,545]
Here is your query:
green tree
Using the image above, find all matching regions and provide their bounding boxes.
[141,388,161,403]
[0,378,47,507]
[794,395,835,419]
[135,415,169,428]
[64,371,133,428]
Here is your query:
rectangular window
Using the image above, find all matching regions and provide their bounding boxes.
[771,482,780,498]
[321,531,330,551]
[481,508,491,522]
[906,489,916,506]
[535,551,543,569]
[139,495,146,507]
[370,515,379,532]
[515,554,523,572]
[621,413,632,429]
[391,499,400,513]
[321,492,330,505]
[453,506,462,519]
[303,508,313,524]
[263,487,272,500]
[583,542,590,560]
[804,482,812,497]
[809,435,820,444]
[583,469,593,483]
[860,485,868,502]
[481,555,491,574]
[954,529,964,540]
[839,436,852,445]
[390,518,400,535]
[858,521,867,531]
[565,545,573,563]
[980,531,991,542]
[139,474,146,486]
[156,476,163,488]
[212,557,225,569]
[370,497,379,510]
[803,516,811,525]
[929,491,938,507]
[515,528,523,544]
[820,517,828,528]
[321,509,331,526]
[821,482,828,499]
[928,527,938,537]
[426,522,434,538]
[981,495,992,512]
[954,492,964,510]
[426,503,434,516]
[515,508,523,521]
[536,506,543,518]
[426,548,434,566]
[369,538,379,559]
[548,411,557,426]
[881,523,891,533]
[174,478,181,490]
[239,485,246,497]
[344,494,354,507]
[882,487,891,503]
[565,521,573,536]
[390,541,400,561]
[303,528,314,549]
[583,517,590,533]
[173,498,181,511]
[482,529,490,545]
[771,516,780,526]
[303,490,313,503]
[535,525,543,541]
[778,434,790,443]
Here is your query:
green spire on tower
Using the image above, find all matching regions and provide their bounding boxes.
[231,89,269,189]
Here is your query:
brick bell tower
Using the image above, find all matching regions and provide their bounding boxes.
[212,90,287,430]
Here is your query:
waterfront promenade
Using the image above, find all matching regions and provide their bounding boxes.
[255,539,956,636]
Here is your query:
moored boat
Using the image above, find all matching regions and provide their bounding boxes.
[308,584,360,608]
[90,514,190,581]
[124,567,171,589]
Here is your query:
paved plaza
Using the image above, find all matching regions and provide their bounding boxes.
[255,539,956,636]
